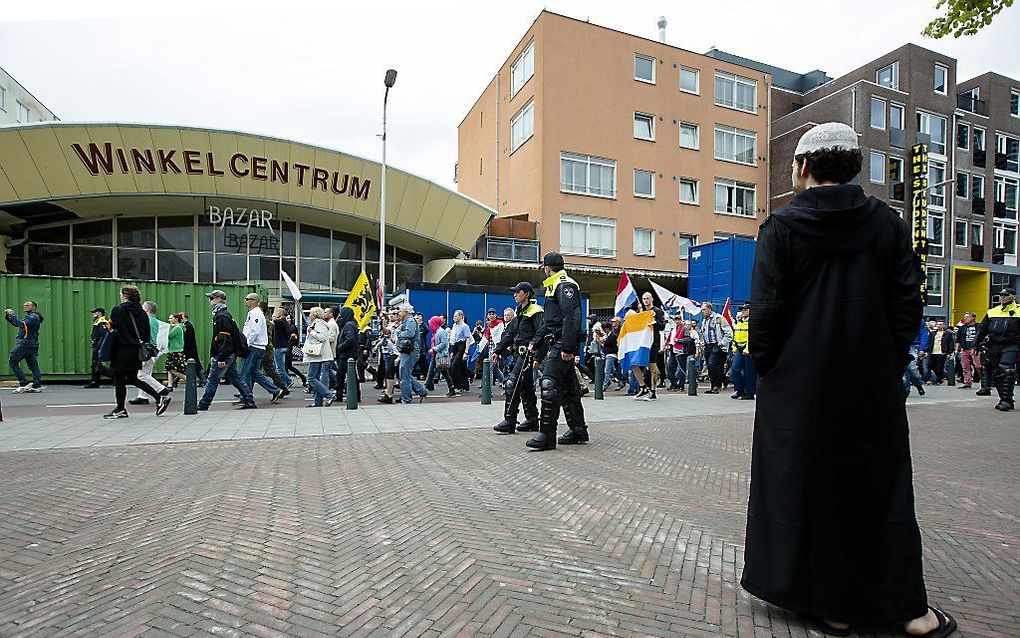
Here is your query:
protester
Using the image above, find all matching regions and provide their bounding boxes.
[377,309,401,403]
[103,285,171,418]
[260,309,290,395]
[698,302,732,394]
[396,305,429,404]
[428,315,458,397]
[663,315,688,391]
[285,314,308,389]
[490,308,513,386]
[303,306,336,408]
[324,307,340,389]
[957,312,981,389]
[493,282,544,434]
[974,287,1020,411]
[164,313,187,388]
[742,122,954,637]
[271,307,293,389]
[6,300,44,393]
[729,305,755,400]
[334,306,359,402]
[129,301,166,405]
[601,317,625,392]
[197,290,257,411]
[450,309,471,391]
[926,321,951,385]
[84,306,111,388]
[634,292,665,401]
[180,311,206,387]
[239,293,284,405]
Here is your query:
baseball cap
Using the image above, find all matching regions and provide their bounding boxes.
[540,251,565,269]
[245,292,261,301]
[795,122,859,156]
[1000,287,1016,296]
[487,308,496,314]
[206,290,227,301]
[510,282,534,294]
[90,306,105,314]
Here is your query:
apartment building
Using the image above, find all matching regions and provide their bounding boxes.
[0,66,57,126]
[456,11,770,305]
[708,44,1020,320]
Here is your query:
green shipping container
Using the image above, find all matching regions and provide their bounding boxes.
[0,275,263,381]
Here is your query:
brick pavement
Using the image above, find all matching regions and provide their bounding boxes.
[0,399,1016,637]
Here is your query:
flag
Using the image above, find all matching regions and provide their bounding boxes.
[618,310,655,372]
[343,271,378,330]
[721,298,734,327]
[649,279,700,316]
[281,268,302,302]
[614,271,638,318]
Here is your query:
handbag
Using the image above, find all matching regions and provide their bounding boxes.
[397,336,415,354]
[290,344,304,361]
[302,340,323,356]
[436,354,451,371]
[126,312,159,362]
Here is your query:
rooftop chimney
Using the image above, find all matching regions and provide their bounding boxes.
[657,16,667,43]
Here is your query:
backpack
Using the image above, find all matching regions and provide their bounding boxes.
[231,322,251,359]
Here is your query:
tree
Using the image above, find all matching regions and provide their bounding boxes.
[923,0,1015,38]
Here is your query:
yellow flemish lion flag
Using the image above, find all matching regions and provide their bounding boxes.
[343,271,377,330]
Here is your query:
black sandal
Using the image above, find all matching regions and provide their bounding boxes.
[904,606,957,638]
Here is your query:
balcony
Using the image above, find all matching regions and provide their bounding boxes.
[974,149,986,168]
[973,196,986,215]
[474,216,540,263]
[996,152,1009,171]
[957,94,988,116]
[971,243,985,262]
[889,127,906,149]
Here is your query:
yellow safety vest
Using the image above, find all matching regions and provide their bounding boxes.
[733,319,749,351]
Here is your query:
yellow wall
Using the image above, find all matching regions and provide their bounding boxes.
[951,265,990,323]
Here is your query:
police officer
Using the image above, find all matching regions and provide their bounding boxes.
[493,282,544,434]
[526,252,587,450]
[975,287,1020,411]
[84,307,112,388]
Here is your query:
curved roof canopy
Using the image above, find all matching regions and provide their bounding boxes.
[0,122,494,257]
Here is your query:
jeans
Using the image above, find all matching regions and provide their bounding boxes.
[602,354,619,391]
[199,355,254,408]
[9,343,42,387]
[667,351,687,388]
[903,347,924,393]
[239,347,280,397]
[307,361,334,406]
[730,350,756,396]
[705,344,726,389]
[399,352,428,403]
[273,348,292,388]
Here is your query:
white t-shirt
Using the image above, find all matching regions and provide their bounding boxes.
[244,307,269,347]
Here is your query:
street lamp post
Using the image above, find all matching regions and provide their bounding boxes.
[379,69,398,309]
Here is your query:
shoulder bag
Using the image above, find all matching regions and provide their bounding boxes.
[126,311,159,362]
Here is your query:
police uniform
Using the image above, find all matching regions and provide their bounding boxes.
[493,283,544,434]
[527,253,587,450]
[975,288,1020,410]
[86,308,112,387]
[729,308,756,399]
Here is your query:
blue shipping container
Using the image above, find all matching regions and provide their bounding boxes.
[687,237,756,309]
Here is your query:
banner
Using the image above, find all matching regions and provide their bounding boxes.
[343,271,378,330]
[910,143,930,300]
[618,310,654,372]
[649,279,700,315]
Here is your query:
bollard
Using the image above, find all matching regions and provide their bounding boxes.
[184,358,198,414]
[686,357,698,397]
[594,356,604,400]
[481,358,492,405]
[346,358,358,410]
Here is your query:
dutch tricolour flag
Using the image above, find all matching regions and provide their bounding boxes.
[615,271,638,319]
[618,310,654,372]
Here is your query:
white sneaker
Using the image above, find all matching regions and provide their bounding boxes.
[22,386,43,393]
[12,385,32,394]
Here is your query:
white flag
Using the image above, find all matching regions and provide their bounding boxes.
[281,269,302,301]
[649,279,700,315]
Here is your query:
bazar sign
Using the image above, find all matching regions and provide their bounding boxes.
[69,142,372,200]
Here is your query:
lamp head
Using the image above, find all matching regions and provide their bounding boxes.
[384,69,398,88]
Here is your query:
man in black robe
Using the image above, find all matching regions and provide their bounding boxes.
[741,122,956,638]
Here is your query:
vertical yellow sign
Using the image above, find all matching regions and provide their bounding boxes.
[910,143,930,300]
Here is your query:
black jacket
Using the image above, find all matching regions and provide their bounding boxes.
[534,271,583,354]
[182,320,201,360]
[273,318,290,348]
[957,322,980,350]
[925,329,955,355]
[90,316,110,349]
[975,302,1020,348]
[210,307,239,362]
[335,307,359,362]
[495,299,544,356]
[603,324,620,355]
[108,302,151,372]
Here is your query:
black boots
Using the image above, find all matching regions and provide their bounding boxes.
[517,419,538,432]
[526,417,557,450]
[493,419,517,434]
[558,428,589,445]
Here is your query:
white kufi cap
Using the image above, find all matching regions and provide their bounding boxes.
[795,122,859,155]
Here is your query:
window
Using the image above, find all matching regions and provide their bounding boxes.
[0,85,5,110]
[510,41,535,97]
[869,151,886,183]
[917,111,948,155]
[679,122,699,149]
[956,172,969,198]
[634,54,655,83]
[714,178,756,217]
[633,169,655,198]
[889,103,905,130]
[974,127,986,151]
[634,112,655,141]
[926,266,944,306]
[560,152,617,198]
[678,234,698,259]
[714,125,757,165]
[994,222,1018,258]
[996,133,1020,172]
[934,64,948,95]
[973,174,985,199]
[714,71,757,113]
[16,101,29,123]
[995,176,1019,216]
[876,62,899,89]
[870,96,886,130]
[510,100,534,153]
[889,156,905,184]
[972,222,984,246]
[957,122,970,150]
[560,213,616,257]
[928,211,945,257]
[680,67,700,94]
[634,228,655,256]
[679,178,699,204]
[1011,89,1019,117]
[929,160,946,208]
[955,220,968,247]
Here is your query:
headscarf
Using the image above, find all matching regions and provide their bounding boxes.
[428,315,443,346]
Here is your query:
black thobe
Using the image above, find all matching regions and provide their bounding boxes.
[741,184,928,624]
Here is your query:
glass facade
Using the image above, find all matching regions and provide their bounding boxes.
[19,214,423,293]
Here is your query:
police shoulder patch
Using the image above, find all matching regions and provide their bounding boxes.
[564,287,575,298]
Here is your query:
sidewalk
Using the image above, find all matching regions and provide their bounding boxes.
[0,384,979,451]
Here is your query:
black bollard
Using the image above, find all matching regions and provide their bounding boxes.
[594,356,604,400]
[687,357,698,397]
[184,358,198,414]
[346,358,358,410]
[481,358,492,405]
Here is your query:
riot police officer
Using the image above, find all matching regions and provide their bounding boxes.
[493,282,544,434]
[975,287,1020,411]
[526,252,587,450]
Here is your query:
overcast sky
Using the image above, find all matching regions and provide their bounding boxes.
[2,0,1018,191]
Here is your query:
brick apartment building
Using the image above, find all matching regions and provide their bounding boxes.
[708,44,1020,321]
[456,11,771,307]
